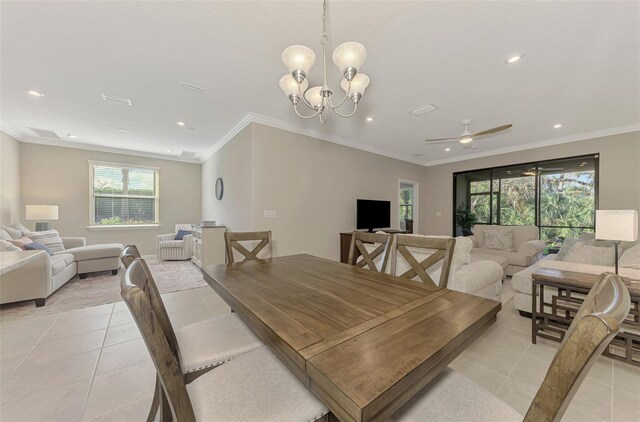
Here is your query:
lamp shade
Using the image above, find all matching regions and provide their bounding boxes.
[595,209,638,241]
[26,205,59,221]
[341,73,370,96]
[304,86,324,108]
[279,74,309,97]
[281,45,316,74]
[332,42,367,73]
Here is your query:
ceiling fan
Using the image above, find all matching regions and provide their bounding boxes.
[424,119,513,145]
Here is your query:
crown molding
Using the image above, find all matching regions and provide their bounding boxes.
[16,134,201,164]
[201,112,427,166]
[0,120,25,140]
[424,123,640,167]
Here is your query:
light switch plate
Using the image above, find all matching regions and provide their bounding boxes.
[264,210,277,218]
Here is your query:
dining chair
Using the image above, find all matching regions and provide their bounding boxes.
[224,230,273,263]
[391,272,631,422]
[118,255,263,421]
[347,231,392,272]
[121,262,330,422]
[389,235,456,288]
[121,244,141,268]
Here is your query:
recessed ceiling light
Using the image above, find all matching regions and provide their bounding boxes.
[553,123,562,129]
[366,117,374,122]
[445,147,451,152]
[166,149,174,152]
[117,128,128,132]
[504,52,524,64]
[27,90,45,97]
[67,134,77,139]
[176,121,186,126]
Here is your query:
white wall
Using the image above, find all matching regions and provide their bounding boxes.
[20,142,202,254]
[423,131,640,235]
[0,131,21,225]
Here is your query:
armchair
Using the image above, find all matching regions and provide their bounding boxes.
[157,224,193,261]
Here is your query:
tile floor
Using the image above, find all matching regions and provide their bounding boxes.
[0,282,638,421]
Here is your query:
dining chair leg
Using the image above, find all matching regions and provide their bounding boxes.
[146,376,160,422]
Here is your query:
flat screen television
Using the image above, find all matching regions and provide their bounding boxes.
[357,199,391,232]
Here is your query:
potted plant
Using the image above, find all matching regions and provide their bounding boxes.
[456,204,478,236]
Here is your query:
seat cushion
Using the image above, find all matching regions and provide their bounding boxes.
[391,368,521,421]
[175,313,263,373]
[188,346,329,422]
[50,253,74,275]
[471,248,535,267]
[62,243,123,261]
[159,240,185,249]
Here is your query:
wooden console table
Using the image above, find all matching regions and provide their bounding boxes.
[532,268,640,366]
[339,230,407,263]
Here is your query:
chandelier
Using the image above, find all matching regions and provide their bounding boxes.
[279,0,369,124]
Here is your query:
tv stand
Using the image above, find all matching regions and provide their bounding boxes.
[339,229,408,263]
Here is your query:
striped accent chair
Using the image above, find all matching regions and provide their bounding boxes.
[156,224,193,261]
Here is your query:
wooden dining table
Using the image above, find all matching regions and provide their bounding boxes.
[202,254,501,422]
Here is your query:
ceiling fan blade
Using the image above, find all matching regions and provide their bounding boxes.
[424,137,460,143]
[471,124,513,137]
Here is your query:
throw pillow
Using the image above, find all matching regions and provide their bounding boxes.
[483,228,513,251]
[578,232,595,241]
[27,229,65,253]
[0,240,22,252]
[7,236,33,250]
[555,238,579,261]
[2,225,24,239]
[25,242,53,256]
[174,229,192,241]
[563,241,615,266]
[619,244,640,269]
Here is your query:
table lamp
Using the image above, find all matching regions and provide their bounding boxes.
[595,209,638,274]
[26,205,59,231]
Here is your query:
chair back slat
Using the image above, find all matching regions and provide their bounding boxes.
[224,231,272,263]
[390,235,456,287]
[524,272,631,422]
[120,244,141,269]
[121,262,195,421]
[347,231,392,273]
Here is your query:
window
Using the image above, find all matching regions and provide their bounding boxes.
[90,162,159,227]
[453,154,598,241]
[399,180,418,233]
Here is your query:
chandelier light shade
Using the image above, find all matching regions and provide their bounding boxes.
[279,0,370,124]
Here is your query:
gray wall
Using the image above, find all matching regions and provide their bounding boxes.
[20,142,202,254]
[423,131,640,235]
[0,131,21,225]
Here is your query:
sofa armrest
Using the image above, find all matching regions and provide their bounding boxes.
[183,234,193,255]
[518,239,546,256]
[156,233,176,247]
[61,237,86,249]
[450,261,502,294]
[468,235,479,248]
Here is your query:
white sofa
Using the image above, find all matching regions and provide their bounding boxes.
[469,225,546,276]
[512,243,640,314]
[157,224,193,261]
[366,234,504,301]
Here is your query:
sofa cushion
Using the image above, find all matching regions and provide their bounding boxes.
[2,225,24,239]
[159,240,186,249]
[471,248,535,267]
[62,243,124,261]
[50,254,74,275]
[563,241,615,266]
[511,226,539,249]
[0,228,11,241]
[619,244,640,269]
[483,228,513,251]
[27,230,65,253]
[0,240,22,252]
[25,242,53,256]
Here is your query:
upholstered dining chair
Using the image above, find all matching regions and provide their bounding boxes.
[391,272,631,422]
[347,231,393,273]
[389,235,456,288]
[120,244,141,269]
[224,230,272,263]
[118,256,263,421]
[121,260,330,422]
[156,224,193,261]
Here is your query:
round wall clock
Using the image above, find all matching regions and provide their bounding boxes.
[215,178,224,200]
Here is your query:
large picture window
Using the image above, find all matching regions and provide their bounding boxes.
[454,154,598,241]
[89,162,159,227]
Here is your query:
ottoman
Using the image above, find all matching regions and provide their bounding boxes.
[471,254,509,280]
[62,243,124,278]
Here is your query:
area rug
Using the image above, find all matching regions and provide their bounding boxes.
[0,259,207,321]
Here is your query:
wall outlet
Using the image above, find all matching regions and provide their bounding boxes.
[263,210,277,218]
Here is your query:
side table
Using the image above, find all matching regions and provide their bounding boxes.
[531,268,640,366]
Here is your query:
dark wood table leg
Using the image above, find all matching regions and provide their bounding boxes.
[531,280,537,344]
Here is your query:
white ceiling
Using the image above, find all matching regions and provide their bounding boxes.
[1,1,639,165]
